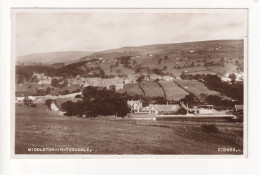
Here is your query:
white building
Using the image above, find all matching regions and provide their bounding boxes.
[127,100,143,113]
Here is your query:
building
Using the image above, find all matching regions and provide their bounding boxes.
[143,75,150,81]
[127,100,143,113]
[150,74,162,81]
[162,76,174,81]
[150,104,182,115]
[235,105,243,111]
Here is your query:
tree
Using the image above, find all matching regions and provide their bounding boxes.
[158,58,162,64]
[75,94,82,98]
[136,75,144,83]
[180,94,197,106]
[31,75,39,82]
[36,89,46,96]
[109,85,116,91]
[60,90,70,95]
[100,69,106,78]
[46,87,51,94]
[229,73,236,83]
[51,78,60,87]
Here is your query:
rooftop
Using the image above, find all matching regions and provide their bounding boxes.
[152,104,180,112]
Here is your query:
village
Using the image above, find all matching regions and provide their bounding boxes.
[15,70,244,123]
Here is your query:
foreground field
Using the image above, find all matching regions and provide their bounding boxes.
[15,104,243,154]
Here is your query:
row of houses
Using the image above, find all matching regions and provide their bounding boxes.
[127,100,183,115]
[141,74,175,81]
[69,77,125,91]
[127,100,242,116]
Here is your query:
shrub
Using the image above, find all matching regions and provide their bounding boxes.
[72,88,81,93]
[74,94,82,98]
[60,90,70,95]
[44,99,55,108]
[201,124,219,133]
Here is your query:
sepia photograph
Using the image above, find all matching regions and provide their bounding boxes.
[11,8,247,157]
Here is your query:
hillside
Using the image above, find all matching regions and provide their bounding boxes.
[16,39,244,79]
[77,39,244,78]
[17,51,94,65]
[81,39,243,60]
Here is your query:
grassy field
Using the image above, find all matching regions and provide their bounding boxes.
[118,83,144,96]
[159,81,189,101]
[176,80,220,100]
[15,104,243,154]
[139,81,165,98]
[16,83,82,96]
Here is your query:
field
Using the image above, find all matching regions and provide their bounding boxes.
[176,80,220,100]
[15,104,243,154]
[16,83,82,96]
[118,83,144,96]
[139,81,165,98]
[159,81,189,101]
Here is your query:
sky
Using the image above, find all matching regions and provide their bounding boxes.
[15,10,247,56]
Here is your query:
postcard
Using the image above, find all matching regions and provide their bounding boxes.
[11,8,248,158]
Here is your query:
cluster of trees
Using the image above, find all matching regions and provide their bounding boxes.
[203,75,243,103]
[23,97,36,107]
[60,86,131,117]
[16,66,56,84]
[180,73,243,104]
[206,95,238,107]
[129,94,169,106]
[51,73,69,88]
[35,88,50,96]
[152,68,164,76]
[204,61,224,67]
[117,56,132,69]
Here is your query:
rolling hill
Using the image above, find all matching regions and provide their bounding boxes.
[17,51,94,65]
[16,39,244,82]
[80,39,243,60]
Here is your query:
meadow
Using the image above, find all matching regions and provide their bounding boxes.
[139,81,165,98]
[159,81,189,101]
[118,83,144,96]
[176,79,220,100]
[15,104,243,154]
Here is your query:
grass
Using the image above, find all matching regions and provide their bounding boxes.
[118,83,144,96]
[159,81,189,101]
[15,104,243,154]
[140,81,165,98]
[16,82,82,96]
[176,79,220,100]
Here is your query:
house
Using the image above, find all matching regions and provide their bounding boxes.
[150,104,182,115]
[234,105,243,120]
[150,74,162,81]
[127,100,143,113]
[162,76,173,81]
[143,75,150,81]
[235,105,243,111]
